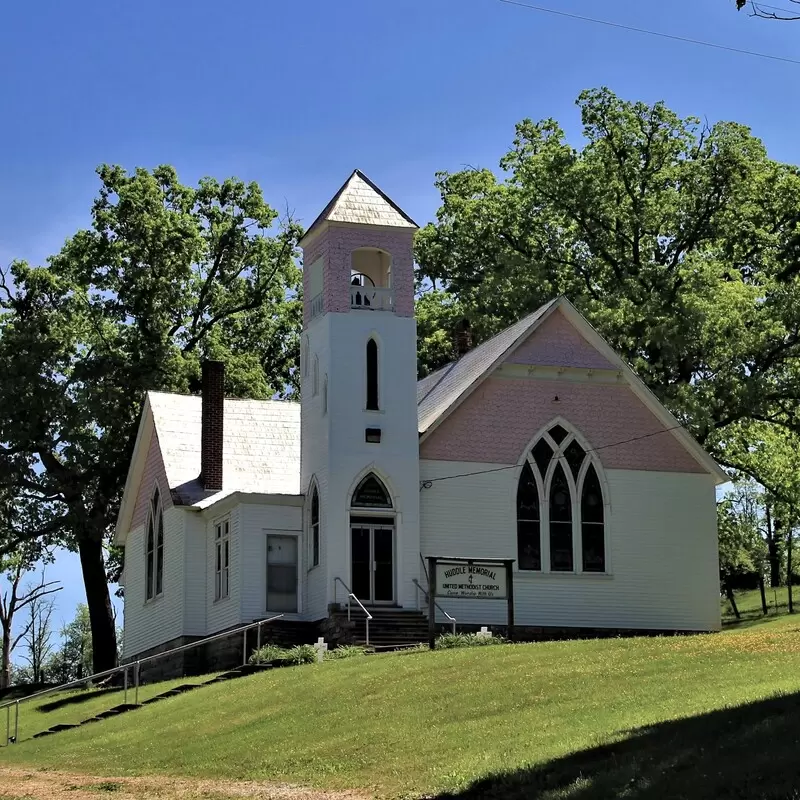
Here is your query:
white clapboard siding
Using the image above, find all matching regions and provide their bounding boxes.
[183,512,207,635]
[122,506,186,658]
[419,460,720,632]
[206,505,242,633]
[240,501,303,621]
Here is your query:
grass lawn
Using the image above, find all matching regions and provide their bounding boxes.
[0,674,216,743]
[721,585,797,624]
[3,616,800,798]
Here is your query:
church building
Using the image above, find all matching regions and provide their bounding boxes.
[114,170,726,668]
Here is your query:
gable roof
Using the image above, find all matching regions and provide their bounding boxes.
[418,296,729,484]
[299,169,418,246]
[114,392,301,542]
[417,298,558,433]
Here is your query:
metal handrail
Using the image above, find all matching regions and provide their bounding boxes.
[413,578,457,634]
[334,577,372,647]
[1,613,283,746]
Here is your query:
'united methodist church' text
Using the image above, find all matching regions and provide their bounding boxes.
[437,564,506,599]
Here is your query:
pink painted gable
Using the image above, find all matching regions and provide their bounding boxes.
[130,429,173,532]
[506,308,616,370]
[420,376,705,474]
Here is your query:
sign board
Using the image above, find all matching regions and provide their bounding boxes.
[435,561,508,600]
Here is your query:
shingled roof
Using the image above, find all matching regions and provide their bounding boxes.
[299,169,418,245]
[148,392,301,507]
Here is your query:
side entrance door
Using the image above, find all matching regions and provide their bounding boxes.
[350,522,394,605]
[266,534,298,612]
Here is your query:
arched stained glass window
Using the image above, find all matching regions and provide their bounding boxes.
[581,465,605,572]
[310,485,320,567]
[516,462,541,571]
[517,423,606,574]
[146,487,164,600]
[549,464,573,572]
[351,474,392,509]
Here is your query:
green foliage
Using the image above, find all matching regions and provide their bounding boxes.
[46,604,93,684]
[415,88,800,495]
[324,645,367,660]
[717,481,767,583]
[283,644,317,665]
[0,165,303,672]
[436,632,505,649]
[248,644,288,665]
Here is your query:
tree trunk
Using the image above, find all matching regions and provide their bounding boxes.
[0,628,10,689]
[759,574,769,615]
[77,535,117,674]
[788,528,794,614]
[766,504,782,587]
[725,581,740,620]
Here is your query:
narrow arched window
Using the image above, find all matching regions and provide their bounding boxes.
[301,335,309,378]
[549,464,573,571]
[322,375,328,416]
[581,464,605,572]
[311,485,320,567]
[516,462,541,570]
[312,355,319,397]
[366,339,379,410]
[146,487,164,600]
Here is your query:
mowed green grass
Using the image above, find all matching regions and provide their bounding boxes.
[3,617,800,798]
[0,674,216,743]
[721,585,796,623]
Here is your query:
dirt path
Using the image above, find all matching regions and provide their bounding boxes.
[0,768,373,800]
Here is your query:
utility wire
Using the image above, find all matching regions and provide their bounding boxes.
[496,0,800,66]
[420,424,689,487]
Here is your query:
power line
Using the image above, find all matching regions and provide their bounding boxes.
[496,0,800,66]
[420,424,689,487]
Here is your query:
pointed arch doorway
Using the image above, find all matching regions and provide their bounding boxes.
[350,474,395,605]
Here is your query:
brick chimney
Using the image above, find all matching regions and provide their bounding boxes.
[453,319,473,359]
[201,360,225,492]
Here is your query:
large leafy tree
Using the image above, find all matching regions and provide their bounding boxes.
[736,0,800,20]
[416,88,800,484]
[0,165,302,673]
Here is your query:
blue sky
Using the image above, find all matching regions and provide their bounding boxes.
[0,0,796,643]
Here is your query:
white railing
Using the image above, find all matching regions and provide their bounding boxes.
[310,292,324,319]
[334,577,372,646]
[412,578,457,634]
[350,286,394,311]
[0,614,283,746]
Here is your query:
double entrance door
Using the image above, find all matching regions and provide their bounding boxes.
[351,520,394,604]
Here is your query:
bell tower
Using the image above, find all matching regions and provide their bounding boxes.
[299,170,421,617]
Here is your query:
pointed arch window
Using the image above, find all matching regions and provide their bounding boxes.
[516,423,606,573]
[146,487,164,600]
[351,474,392,509]
[310,485,320,567]
[366,339,379,410]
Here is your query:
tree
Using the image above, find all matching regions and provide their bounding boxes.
[47,604,93,685]
[0,165,302,673]
[0,557,60,688]
[17,575,58,683]
[415,88,800,495]
[736,1,800,20]
[717,481,768,618]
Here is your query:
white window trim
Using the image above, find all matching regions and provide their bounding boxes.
[144,487,164,604]
[214,517,231,602]
[518,428,611,576]
[309,484,321,570]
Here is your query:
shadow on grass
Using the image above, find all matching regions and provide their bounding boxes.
[37,686,118,713]
[434,691,800,800]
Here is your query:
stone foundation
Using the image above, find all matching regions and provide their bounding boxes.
[126,620,322,682]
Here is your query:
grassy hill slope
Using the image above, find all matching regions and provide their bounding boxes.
[4,616,800,798]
